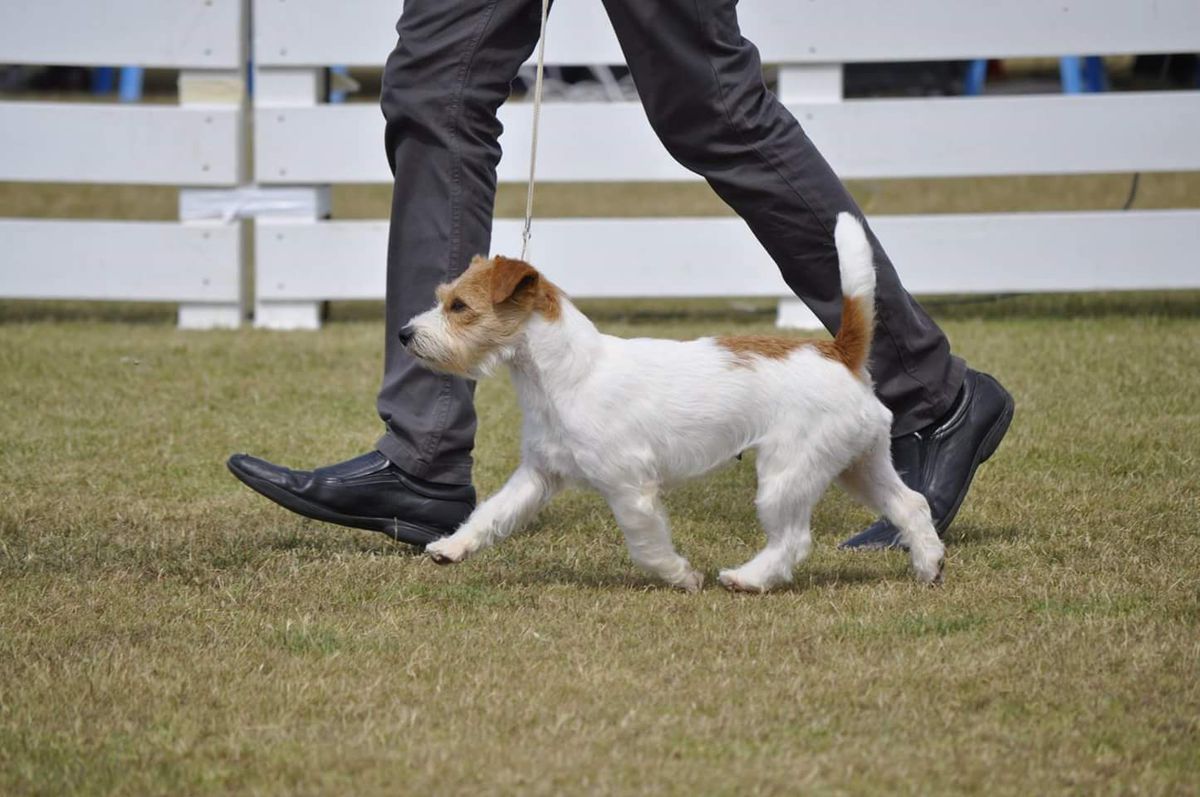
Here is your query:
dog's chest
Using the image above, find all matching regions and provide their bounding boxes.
[524,418,587,481]
[517,391,588,479]
[535,435,583,479]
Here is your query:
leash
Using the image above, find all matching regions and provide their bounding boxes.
[520,0,551,261]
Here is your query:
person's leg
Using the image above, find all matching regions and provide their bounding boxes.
[600,0,963,435]
[376,0,545,484]
[227,1,545,545]
[601,0,1012,547]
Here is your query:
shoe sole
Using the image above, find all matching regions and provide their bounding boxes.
[226,460,447,547]
[932,375,1015,535]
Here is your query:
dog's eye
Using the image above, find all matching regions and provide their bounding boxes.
[449,299,469,313]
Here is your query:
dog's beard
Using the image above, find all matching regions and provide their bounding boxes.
[405,334,460,375]
[407,335,511,380]
[469,347,510,379]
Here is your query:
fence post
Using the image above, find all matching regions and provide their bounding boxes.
[177,68,248,329]
[253,67,330,330]
[775,64,842,330]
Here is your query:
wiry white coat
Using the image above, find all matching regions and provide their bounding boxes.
[424,214,944,592]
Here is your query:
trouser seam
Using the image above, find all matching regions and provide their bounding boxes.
[447,0,500,273]
[378,432,473,482]
[685,0,941,405]
[875,293,939,399]
[688,0,835,242]
[416,0,499,467]
[418,373,456,465]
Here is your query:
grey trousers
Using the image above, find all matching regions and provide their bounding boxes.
[376,0,966,486]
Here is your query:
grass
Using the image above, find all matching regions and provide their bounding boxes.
[3,71,1198,792]
[6,173,1200,223]
[1,291,1198,795]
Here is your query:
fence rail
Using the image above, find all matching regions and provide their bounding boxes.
[0,0,248,327]
[255,211,1200,302]
[254,0,1200,67]
[0,0,244,68]
[2,219,242,302]
[1,103,242,185]
[255,92,1200,185]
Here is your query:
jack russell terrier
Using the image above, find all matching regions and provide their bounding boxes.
[400,214,945,593]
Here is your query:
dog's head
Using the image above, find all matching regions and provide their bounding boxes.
[399,255,559,378]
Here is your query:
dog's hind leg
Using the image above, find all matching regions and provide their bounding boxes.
[837,435,945,584]
[427,465,561,564]
[718,443,824,593]
[605,485,704,593]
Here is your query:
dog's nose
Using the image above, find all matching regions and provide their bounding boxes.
[398,324,416,346]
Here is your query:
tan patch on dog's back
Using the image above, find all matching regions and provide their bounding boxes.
[717,335,840,367]
[717,335,806,363]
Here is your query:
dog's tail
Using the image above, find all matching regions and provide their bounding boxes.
[832,212,876,378]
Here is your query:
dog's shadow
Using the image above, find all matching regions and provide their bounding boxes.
[506,562,660,591]
[947,522,1021,546]
[267,512,1018,594]
[507,557,895,594]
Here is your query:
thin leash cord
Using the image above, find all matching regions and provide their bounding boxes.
[520,0,551,261]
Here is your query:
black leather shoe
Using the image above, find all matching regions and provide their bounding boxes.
[839,369,1014,550]
[226,451,475,547]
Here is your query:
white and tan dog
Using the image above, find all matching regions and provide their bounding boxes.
[402,214,944,593]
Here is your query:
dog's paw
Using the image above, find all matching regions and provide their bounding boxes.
[717,568,767,594]
[911,545,945,586]
[673,569,705,594]
[426,536,470,565]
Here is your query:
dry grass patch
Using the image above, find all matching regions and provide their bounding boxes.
[1,294,1198,795]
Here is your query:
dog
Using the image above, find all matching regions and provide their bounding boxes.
[400,214,945,592]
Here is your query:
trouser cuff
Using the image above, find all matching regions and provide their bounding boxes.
[376,432,474,486]
[890,355,968,438]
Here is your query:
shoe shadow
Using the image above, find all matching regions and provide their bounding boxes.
[506,563,663,591]
[266,526,426,558]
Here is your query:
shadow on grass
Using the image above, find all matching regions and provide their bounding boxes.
[919,290,1200,322]
[785,565,895,591]
[5,290,1197,327]
[0,300,179,325]
[505,559,893,593]
[266,527,426,558]
[949,523,1022,546]
[328,291,1200,325]
[506,562,657,591]
[324,298,782,326]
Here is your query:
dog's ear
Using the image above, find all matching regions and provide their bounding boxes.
[490,256,539,304]
[469,254,489,269]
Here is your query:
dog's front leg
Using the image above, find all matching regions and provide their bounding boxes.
[605,486,704,593]
[427,465,560,564]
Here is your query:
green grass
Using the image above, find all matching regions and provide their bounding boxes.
[1,293,1198,795]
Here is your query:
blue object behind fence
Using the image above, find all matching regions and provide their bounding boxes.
[117,67,143,102]
[964,57,1108,96]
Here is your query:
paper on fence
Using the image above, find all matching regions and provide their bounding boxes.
[179,186,330,224]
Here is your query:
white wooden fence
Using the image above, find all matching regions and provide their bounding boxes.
[0,0,247,328]
[2,1,1199,329]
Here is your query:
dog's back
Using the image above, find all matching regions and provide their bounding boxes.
[711,212,875,377]
[543,215,885,489]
